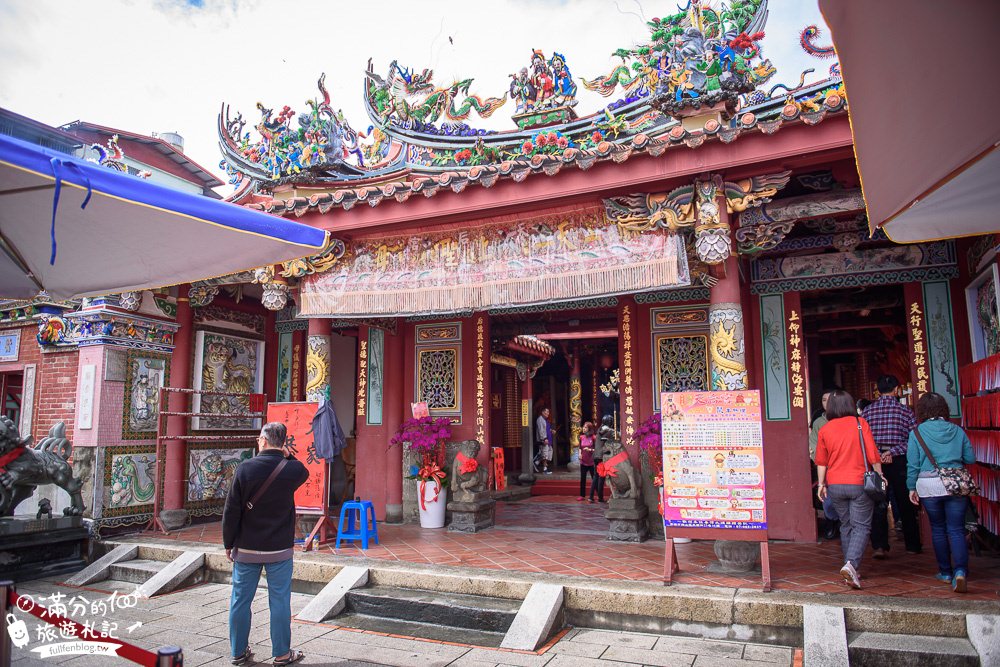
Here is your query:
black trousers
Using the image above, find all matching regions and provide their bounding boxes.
[871,456,922,552]
[580,465,596,497]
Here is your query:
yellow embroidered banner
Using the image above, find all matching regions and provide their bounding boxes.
[300,206,690,317]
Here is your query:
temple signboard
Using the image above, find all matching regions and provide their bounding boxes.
[660,390,766,530]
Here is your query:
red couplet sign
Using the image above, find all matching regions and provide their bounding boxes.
[266,401,326,514]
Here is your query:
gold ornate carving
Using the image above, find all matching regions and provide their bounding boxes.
[280,238,347,279]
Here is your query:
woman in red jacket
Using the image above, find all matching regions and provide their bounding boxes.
[815,390,884,589]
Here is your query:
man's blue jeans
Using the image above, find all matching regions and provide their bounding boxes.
[921,495,969,576]
[229,558,293,659]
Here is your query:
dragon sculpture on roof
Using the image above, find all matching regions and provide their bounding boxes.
[365,60,507,130]
[218,73,391,186]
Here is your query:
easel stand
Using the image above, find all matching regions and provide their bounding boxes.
[300,512,329,552]
[663,528,772,592]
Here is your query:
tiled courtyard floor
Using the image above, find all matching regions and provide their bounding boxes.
[9,579,800,666]
[144,498,1000,601]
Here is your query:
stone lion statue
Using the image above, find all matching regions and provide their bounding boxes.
[451,439,488,501]
[0,416,85,516]
[600,439,639,499]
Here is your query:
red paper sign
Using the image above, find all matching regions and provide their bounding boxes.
[492,447,506,491]
[267,401,326,514]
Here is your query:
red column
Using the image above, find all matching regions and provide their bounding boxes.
[617,296,639,463]
[384,327,404,522]
[164,290,192,510]
[263,310,277,402]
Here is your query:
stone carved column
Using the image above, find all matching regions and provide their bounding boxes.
[708,195,748,391]
[305,319,332,403]
[518,368,535,485]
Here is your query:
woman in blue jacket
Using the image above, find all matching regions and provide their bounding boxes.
[906,392,975,593]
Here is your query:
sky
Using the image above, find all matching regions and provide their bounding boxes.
[0,0,831,195]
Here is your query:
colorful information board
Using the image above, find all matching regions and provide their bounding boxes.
[266,401,326,514]
[660,390,766,530]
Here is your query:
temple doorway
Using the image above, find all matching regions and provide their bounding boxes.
[490,306,621,476]
[801,284,912,413]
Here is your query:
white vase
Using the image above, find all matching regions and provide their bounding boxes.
[417,480,447,528]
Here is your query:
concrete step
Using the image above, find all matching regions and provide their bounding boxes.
[847,631,980,667]
[109,559,167,584]
[344,585,521,633]
[334,612,507,648]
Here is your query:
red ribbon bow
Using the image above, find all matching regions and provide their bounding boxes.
[456,451,479,474]
[0,446,25,474]
[597,451,630,478]
[417,462,446,510]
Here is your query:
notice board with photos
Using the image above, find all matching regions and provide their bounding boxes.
[266,401,326,514]
[659,390,771,590]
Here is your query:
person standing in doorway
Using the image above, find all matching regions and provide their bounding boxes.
[536,407,554,474]
[816,389,884,589]
[578,421,596,501]
[863,375,922,557]
[223,421,308,666]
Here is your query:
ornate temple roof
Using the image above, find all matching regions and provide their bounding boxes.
[219,0,847,217]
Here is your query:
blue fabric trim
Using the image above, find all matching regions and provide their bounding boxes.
[49,158,93,265]
[0,133,326,252]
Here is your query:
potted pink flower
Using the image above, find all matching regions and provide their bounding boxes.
[632,413,664,514]
[391,416,453,527]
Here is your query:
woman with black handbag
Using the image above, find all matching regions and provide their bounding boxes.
[906,392,978,593]
[815,390,885,589]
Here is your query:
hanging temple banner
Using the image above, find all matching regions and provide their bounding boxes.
[300,206,690,317]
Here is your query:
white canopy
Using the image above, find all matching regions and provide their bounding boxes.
[819,0,1000,242]
[0,133,328,300]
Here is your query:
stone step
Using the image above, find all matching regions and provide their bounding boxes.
[344,585,521,633]
[334,612,507,648]
[847,631,980,667]
[109,559,168,584]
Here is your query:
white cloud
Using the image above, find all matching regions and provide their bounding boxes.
[0,0,830,194]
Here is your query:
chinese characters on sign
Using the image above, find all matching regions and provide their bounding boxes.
[266,402,325,513]
[660,390,767,530]
[476,316,486,445]
[787,309,805,410]
[291,342,302,400]
[357,339,368,417]
[622,305,635,442]
[9,587,146,659]
[909,300,931,400]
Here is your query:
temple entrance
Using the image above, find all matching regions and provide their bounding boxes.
[490,306,620,478]
[801,284,911,412]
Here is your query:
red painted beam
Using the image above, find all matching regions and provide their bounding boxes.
[294,116,854,235]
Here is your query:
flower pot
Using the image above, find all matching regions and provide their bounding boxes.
[417,479,447,528]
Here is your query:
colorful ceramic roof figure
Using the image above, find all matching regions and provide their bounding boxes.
[217,0,848,213]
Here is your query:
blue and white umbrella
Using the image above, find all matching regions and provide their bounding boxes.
[0,132,328,299]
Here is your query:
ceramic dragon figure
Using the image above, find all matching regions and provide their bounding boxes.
[366,60,507,128]
[0,417,84,516]
[110,455,154,507]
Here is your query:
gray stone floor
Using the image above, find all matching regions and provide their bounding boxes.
[8,580,795,666]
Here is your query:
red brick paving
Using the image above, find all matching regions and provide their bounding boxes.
[145,497,1000,602]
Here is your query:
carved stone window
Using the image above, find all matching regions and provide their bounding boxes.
[656,334,709,397]
[417,348,459,411]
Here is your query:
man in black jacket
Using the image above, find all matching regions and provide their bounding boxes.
[223,421,308,666]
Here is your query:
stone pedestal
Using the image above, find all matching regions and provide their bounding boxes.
[0,515,90,582]
[604,496,649,543]
[709,539,760,573]
[447,493,495,533]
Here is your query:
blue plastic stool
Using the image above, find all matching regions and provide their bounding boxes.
[335,498,379,549]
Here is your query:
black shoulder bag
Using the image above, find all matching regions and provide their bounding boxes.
[857,418,887,503]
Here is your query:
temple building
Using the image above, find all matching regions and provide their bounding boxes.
[2,1,998,543]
